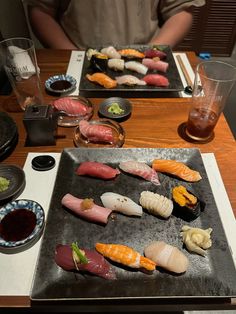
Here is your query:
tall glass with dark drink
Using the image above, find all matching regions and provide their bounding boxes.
[186,61,236,142]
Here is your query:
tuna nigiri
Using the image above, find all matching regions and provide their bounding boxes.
[55,242,116,279]
[101,192,143,217]
[86,73,117,89]
[79,120,114,144]
[144,48,167,60]
[152,159,202,182]
[142,58,169,73]
[142,74,169,87]
[118,48,145,59]
[115,75,146,86]
[95,243,156,271]
[144,241,189,273]
[51,97,92,115]
[76,161,120,179]
[61,193,112,224]
[125,61,148,75]
[119,161,160,185]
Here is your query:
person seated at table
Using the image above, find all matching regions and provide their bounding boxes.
[26,0,205,50]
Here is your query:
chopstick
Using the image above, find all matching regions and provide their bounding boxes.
[176,55,193,87]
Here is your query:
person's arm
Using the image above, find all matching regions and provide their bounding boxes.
[150,9,193,48]
[28,6,77,49]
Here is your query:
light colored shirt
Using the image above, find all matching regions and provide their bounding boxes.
[27,0,205,49]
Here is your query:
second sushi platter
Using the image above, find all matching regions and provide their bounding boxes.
[31,148,236,303]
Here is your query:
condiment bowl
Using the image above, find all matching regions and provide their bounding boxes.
[45,74,77,94]
[98,97,132,120]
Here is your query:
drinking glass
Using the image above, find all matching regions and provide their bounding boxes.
[0,37,43,110]
[186,61,236,141]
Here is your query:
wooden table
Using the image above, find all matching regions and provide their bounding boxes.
[0,50,236,311]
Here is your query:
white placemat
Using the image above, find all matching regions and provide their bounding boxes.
[0,152,235,296]
[65,50,195,98]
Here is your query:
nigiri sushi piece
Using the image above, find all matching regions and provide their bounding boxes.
[107,58,125,71]
[144,241,189,273]
[61,193,112,224]
[55,242,116,279]
[101,46,121,59]
[86,48,100,60]
[142,58,169,73]
[86,73,117,89]
[144,48,167,59]
[142,74,169,87]
[79,120,114,144]
[152,159,202,182]
[90,53,108,72]
[100,192,143,217]
[119,161,160,185]
[95,243,156,271]
[118,48,145,59]
[76,161,120,179]
[125,61,148,75]
[115,74,147,86]
[51,97,92,115]
[139,191,173,218]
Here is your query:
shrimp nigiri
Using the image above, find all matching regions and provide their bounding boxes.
[95,243,156,271]
[86,73,117,89]
[152,159,202,182]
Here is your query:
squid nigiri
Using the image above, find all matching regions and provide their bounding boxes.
[76,161,120,179]
[152,159,202,182]
[118,48,145,59]
[95,243,156,271]
[144,241,189,273]
[61,193,112,224]
[142,74,169,87]
[115,75,147,86]
[101,46,121,59]
[79,120,114,144]
[107,58,125,71]
[125,61,148,75]
[86,73,117,89]
[119,161,160,185]
[55,242,116,279]
[100,192,143,217]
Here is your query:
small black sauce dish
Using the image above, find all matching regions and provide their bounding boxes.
[98,97,132,121]
[45,74,77,94]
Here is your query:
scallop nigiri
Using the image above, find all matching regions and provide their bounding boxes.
[144,241,189,273]
[95,243,156,271]
[115,75,147,86]
[76,161,120,179]
[118,48,145,59]
[125,61,148,75]
[101,46,121,59]
[86,73,117,88]
[101,192,143,217]
[119,161,160,185]
[152,159,202,182]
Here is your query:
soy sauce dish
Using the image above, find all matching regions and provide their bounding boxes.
[45,74,77,94]
[0,199,45,252]
[98,97,132,120]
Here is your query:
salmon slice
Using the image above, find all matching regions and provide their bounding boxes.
[95,243,156,271]
[86,73,117,89]
[152,159,202,182]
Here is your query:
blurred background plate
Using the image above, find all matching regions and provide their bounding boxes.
[0,112,17,152]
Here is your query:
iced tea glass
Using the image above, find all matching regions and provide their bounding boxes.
[186,61,236,141]
[0,37,43,110]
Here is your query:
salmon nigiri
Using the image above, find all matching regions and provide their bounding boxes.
[152,159,202,182]
[118,48,145,59]
[86,73,117,89]
[95,243,156,271]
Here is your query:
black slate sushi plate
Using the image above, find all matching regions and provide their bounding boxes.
[79,45,184,98]
[30,148,236,306]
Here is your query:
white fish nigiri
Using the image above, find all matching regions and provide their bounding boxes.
[144,241,189,273]
[115,75,147,86]
[108,59,124,71]
[119,161,160,185]
[101,192,142,217]
[139,191,173,218]
[101,46,121,59]
[125,61,148,75]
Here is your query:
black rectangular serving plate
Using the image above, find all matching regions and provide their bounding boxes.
[79,45,184,98]
[30,148,236,304]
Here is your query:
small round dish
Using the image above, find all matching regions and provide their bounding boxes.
[0,199,45,252]
[0,165,25,203]
[51,95,94,127]
[98,97,132,120]
[45,74,77,94]
[74,118,125,148]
